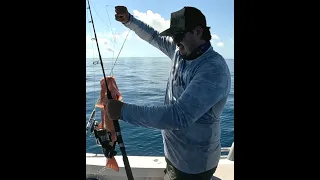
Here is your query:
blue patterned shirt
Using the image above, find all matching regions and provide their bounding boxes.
[120,14,231,174]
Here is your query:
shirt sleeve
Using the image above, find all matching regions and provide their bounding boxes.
[120,61,231,129]
[123,14,177,60]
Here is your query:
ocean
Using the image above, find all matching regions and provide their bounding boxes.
[86,57,234,156]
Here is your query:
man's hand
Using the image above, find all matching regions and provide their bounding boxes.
[105,99,124,120]
[115,6,130,23]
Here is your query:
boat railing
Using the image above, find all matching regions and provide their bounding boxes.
[86,141,234,161]
[221,142,234,161]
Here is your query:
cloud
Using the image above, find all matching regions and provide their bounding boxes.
[216,42,224,47]
[212,34,220,40]
[86,9,228,57]
[132,10,170,32]
[86,33,115,53]
[131,10,226,48]
[210,34,224,47]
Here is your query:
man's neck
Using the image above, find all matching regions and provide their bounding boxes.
[194,40,206,49]
[183,41,210,60]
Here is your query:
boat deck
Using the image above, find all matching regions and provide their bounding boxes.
[86,153,234,180]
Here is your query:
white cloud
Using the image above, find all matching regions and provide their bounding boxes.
[212,34,220,40]
[210,34,224,48]
[216,42,224,47]
[132,10,170,32]
[86,9,229,57]
[131,10,226,48]
[86,33,115,54]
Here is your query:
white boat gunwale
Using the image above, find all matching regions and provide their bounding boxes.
[86,142,234,180]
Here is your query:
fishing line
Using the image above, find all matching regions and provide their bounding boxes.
[89,3,117,66]
[91,4,113,30]
[87,3,117,125]
[90,3,131,76]
[104,5,161,97]
[110,30,130,76]
[87,0,134,179]
[104,5,116,37]
[91,3,117,64]
[87,2,129,120]
[104,4,131,76]
[104,4,117,63]
[87,5,100,134]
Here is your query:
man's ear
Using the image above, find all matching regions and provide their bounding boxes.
[194,26,203,37]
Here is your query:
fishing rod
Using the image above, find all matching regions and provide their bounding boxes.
[86,1,134,179]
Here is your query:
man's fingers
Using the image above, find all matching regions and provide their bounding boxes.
[115,6,127,14]
[115,15,125,22]
[114,6,128,23]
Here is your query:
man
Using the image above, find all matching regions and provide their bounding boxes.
[105,6,231,180]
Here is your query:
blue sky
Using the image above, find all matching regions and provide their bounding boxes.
[86,0,234,59]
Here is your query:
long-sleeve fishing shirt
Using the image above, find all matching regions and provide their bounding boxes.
[120,14,231,174]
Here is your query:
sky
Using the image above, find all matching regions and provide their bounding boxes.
[86,0,234,59]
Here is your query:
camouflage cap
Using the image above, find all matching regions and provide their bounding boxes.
[159,6,207,36]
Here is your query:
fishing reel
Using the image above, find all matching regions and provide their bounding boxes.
[86,109,117,159]
[94,128,117,158]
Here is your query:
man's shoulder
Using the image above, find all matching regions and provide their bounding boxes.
[204,48,225,62]
[197,50,228,73]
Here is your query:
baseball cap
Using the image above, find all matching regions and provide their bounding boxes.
[159,6,207,36]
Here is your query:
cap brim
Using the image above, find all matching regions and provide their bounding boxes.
[159,27,183,36]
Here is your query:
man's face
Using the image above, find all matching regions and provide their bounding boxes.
[172,27,203,56]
